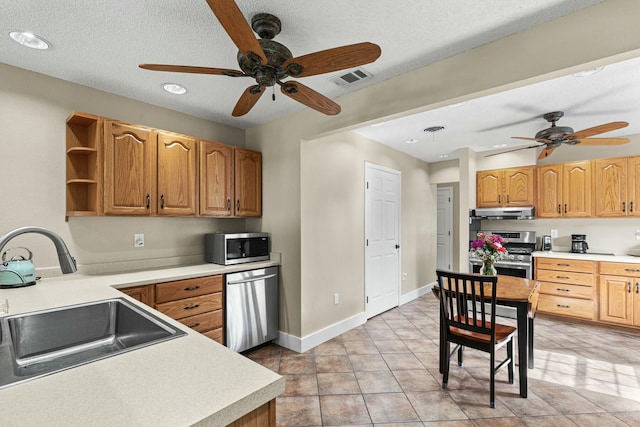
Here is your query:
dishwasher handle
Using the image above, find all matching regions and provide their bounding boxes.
[227,273,278,285]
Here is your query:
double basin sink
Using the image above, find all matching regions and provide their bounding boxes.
[0,297,186,389]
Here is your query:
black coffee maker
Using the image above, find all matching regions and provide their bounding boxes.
[571,234,589,253]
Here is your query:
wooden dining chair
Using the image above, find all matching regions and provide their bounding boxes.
[436,269,517,408]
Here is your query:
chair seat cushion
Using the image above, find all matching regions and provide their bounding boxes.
[449,316,516,344]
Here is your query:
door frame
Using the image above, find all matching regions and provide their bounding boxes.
[364,162,401,318]
[437,185,454,271]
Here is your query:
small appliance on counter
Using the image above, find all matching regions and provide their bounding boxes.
[571,234,589,253]
[205,232,269,265]
[541,235,552,251]
[0,247,37,288]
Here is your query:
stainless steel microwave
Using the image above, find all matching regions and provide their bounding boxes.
[205,232,269,265]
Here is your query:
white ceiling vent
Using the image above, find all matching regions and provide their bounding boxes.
[329,67,373,87]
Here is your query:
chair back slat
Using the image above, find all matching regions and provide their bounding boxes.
[436,269,498,342]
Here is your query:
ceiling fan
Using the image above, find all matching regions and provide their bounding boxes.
[139,0,381,117]
[487,111,629,159]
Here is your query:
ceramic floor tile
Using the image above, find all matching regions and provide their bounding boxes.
[282,374,319,397]
[471,418,528,426]
[343,340,380,355]
[363,392,420,423]
[565,413,630,426]
[374,340,411,354]
[392,369,442,392]
[279,356,316,375]
[355,370,403,393]
[405,391,469,422]
[348,354,390,372]
[313,341,348,356]
[317,372,361,395]
[365,328,399,341]
[518,415,579,426]
[402,338,439,353]
[276,396,322,427]
[393,328,428,340]
[533,386,607,414]
[319,394,372,425]
[381,353,425,370]
[315,355,353,373]
[341,327,371,341]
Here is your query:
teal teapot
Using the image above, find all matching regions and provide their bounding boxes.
[0,247,37,287]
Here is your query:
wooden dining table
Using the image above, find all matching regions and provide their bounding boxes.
[437,275,540,398]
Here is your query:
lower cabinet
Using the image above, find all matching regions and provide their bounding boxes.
[120,274,224,344]
[228,400,276,427]
[599,262,640,327]
[535,258,596,320]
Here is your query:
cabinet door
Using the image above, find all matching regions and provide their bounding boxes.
[104,121,157,215]
[120,285,155,307]
[537,164,562,218]
[476,170,503,208]
[199,140,234,216]
[234,148,262,217]
[628,156,640,217]
[157,131,197,216]
[599,275,634,325]
[504,167,535,206]
[562,160,591,217]
[594,158,627,217]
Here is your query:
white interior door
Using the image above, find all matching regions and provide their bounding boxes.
[365,163,401,318]
[437,186,453,271]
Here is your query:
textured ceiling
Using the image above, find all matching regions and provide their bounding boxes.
[2,0,604,132]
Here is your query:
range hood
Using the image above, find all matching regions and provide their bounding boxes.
[470,207,535,220]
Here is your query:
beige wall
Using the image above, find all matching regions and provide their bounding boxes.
[0,63,246,275]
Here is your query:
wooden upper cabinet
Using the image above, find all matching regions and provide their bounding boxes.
[476,166,534,208]
[594,156,640,217]
[104,121,157,215]
[157,131,197,216]
[199,140,234,217]
[234,148,262,217]
[538,161,591,218]
[629,156,640,217]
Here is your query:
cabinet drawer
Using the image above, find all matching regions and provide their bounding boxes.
[155,293,222,320]
[535,269,594,286]
[203,327,224,344]
[599,262,640,276]
[536,258,595,273]
[538,281,594,300]
[177,309,223,333]
[538,295,594,319]
[155,275,223,303]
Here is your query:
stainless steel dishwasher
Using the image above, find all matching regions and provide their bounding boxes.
[226,266,278,353]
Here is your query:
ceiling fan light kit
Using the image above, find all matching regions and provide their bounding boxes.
[139,0,381,117]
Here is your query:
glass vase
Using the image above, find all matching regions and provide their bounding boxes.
[481,259,497,276]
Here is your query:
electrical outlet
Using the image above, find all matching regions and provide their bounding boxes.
[636,230,640,241]
[333,293,339,305]
[402,272,408,281]
[134,233,144,248]
[550,229,558,238]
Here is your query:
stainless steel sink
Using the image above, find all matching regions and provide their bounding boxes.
[0,298,186,389]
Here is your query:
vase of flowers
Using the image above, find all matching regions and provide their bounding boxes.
[470,232,507,276]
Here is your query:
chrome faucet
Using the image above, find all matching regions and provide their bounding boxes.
[0,227,77,274]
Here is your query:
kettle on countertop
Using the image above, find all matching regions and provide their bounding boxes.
[0,247,37,288]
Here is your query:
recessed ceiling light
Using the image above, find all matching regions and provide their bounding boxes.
[438,154,449,159]
[9,31,49,50]
[572,66,604,77]
[404,138,419,144]
[162,83,187,95]
[492,143,508,148]
[424,126,446,133]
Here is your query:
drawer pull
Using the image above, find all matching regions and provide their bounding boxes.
[556,288,570,292]
[636,282,639,294]
[557,304,571,309]
[628,282,632,293]
[624,268,640,273]
[184,304,200,310]
[556,276,570,279]
[184,285,201,291]
[187,322,201,329]
[557,263,570,267]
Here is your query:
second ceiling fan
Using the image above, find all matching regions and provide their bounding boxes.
[139,0,381,117]
[488,111,629,159]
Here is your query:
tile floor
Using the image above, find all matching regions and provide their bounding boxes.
[244,292,640,426]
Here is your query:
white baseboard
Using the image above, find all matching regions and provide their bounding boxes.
[276,281,437,353]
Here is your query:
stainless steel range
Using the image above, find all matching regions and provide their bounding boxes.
[469,231,536,279]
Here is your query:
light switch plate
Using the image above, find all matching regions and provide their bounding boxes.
[134,233,144,247]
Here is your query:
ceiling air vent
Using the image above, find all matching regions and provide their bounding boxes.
[329,67,373,87]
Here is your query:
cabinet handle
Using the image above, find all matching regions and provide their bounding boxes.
[498,195,501,204]
[636,282,639,294]
[564,204,567,214]
[237,200,241,211]
[631,201,634,213]
[227,197,231,211]
[506,195,510,203]
[146,194,150,209]
[624,268,640,273]
[556,276,570,279]
[557,263,570,267]
[623,201,626,212]
[557,304,571,309]
[184,304,200,310]
[556,288,570,293]
[184,286,200,291]
[557,204,561,214]
[160,194,165,209]
[186,322,201,329]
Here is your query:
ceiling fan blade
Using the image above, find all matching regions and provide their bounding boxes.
[566,121,629,139]
[485,144,542,157]
[280,81,341,115]
[232,85,265,117]
[538,147,556,159]
[283,42,381,78]
[139,64,246,77]
[512,136,551,143]
[574,137,631,146]
[205,0,267,64]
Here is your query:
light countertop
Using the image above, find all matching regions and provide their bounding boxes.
[532,251,640,264]
[0,259,284,426]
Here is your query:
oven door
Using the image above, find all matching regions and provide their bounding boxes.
[469,260,531,279]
